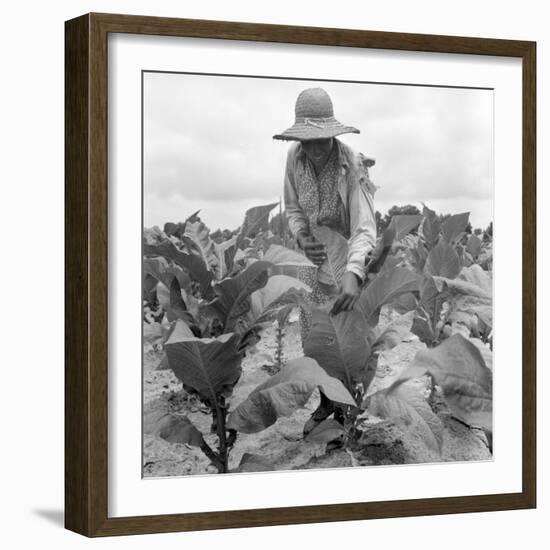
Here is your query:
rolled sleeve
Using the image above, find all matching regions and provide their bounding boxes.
[345,177,377,281]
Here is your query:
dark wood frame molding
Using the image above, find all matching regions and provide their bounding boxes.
[65,12,536,537]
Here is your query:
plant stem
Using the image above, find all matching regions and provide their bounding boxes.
[213,397,229,473]
[199,440,223,471]
[431,296,440,347]
[275,326,284,371]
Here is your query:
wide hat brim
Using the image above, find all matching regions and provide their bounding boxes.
[273,117,360,141]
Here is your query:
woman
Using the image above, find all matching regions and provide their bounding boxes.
[273,87,377,339]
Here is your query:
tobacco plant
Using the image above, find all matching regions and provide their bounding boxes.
[148,321,355,473]
[302,267,423,444]
[144,205,493,473]
[144,205,320,472]
[229,218,427,450]
[368,205,493,349]
[291,215,493,455]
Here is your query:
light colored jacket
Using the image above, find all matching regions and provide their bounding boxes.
[283,139,377,281]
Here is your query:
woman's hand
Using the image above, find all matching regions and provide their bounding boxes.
[331,271,361,315]
[297,232,327,266]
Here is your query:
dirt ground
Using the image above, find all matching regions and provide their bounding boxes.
[142,308,492,478]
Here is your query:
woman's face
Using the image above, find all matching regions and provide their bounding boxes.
[301,138,334,164]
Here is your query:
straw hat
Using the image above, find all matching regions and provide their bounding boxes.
[273,87,360,141]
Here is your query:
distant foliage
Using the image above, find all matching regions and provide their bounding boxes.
[376,204,421,233]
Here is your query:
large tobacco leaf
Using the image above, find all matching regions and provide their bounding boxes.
[262,244,315,267]
[422,215,442,249]
[233,453,274,473]
[262,243,315,279]
[360,320,409,393]
[432,273,491,300]
[305,418,345,444]
[227,357,356,433]
[419,274,445,307]
[424,240,461,279]
[183,220,223,279]
[369,321,408,354]
[410,275,449,345]
[366,215,423,274]
[441,212,470,246]
[164,320,242,404]
[410,311,436,346]
[143,256,175,285]
[396,333,492,431]
[422,203,437,219]
[202,261,272,334]
[386,214,423,242]
[144,409,204,448]
[143,256,191,291]
[457,264,492,295]
[466,234,482,260]
[214,235,238,278]
[236,202,279,247]
[155,279,190,323]
[475,306,493,335]
[365,383,444,453]
[143,225,166,245]
[312,225,348,292]
[163,221,186,239]
[144,239,213,298]
[249,274,310,323]
[163,210,201,239]
[411,241,429,272]
[356,267,421,326]
[376,254,402,275]
[143,257,194,323]
[391,292,418,315]
[263,244,315,279]
[143,274,158,303]
[303,307,370,393]
[248,230,285,256]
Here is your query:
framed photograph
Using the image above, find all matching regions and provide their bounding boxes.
[65,13,536,537]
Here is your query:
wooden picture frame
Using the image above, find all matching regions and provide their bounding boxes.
[65,12,536,537]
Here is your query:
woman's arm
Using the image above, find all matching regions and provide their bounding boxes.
[346,164,377,282]
[330,157,377,315]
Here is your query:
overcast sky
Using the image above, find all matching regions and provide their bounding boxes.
[144,72,493,231]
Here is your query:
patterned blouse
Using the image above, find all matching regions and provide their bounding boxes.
[283,138,377,283]
[295,143,348,237]
[293,143,349,339]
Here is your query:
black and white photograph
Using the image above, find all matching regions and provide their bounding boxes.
[1,0,544,544]
[142,72,494,477]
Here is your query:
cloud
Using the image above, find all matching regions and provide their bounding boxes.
[144,73,493,230]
